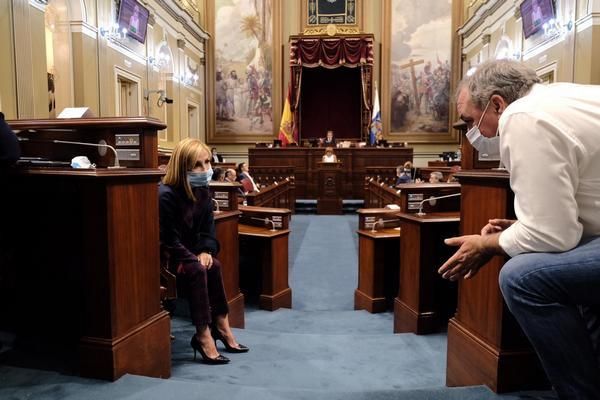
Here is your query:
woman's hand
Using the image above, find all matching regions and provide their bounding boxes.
[198,252,213,269]
[480,219,516,236]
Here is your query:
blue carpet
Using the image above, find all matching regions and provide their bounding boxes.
[0,214,557,399]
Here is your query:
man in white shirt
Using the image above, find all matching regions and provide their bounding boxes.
[439,59,600,399]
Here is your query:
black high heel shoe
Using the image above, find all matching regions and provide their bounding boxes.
[190,335,230,364]
[211,327,249,353]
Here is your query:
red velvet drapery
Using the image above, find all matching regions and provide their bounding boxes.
[290,35,374,68]
[289,34,374,142]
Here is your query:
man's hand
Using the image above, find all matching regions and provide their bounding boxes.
[438,234,496,281]
[480,218,515,235]
[198,252,213,269]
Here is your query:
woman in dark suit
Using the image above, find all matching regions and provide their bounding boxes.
[159,138,248,364]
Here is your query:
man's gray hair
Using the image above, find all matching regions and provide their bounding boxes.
[460,60,541,109]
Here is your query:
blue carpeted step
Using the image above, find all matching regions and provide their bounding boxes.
[0,365,553,400]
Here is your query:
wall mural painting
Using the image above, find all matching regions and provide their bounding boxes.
[215,0,273,135]
[390,0,451,134]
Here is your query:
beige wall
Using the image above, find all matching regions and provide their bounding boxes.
[13,1,600,167]
[459,0,599,85]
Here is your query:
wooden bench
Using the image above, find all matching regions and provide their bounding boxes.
[238,206,292,311]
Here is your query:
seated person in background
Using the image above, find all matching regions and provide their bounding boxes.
[224,168,236,183]
[322,147,338,163]
[428,171,444,183]
[375,131,387,147]
[225,168,245,197]
[211,147,223,163]
[447,165,461,183]
[395,161,413,185]
[159,138,248,365]
[322,129,336,146]
[236,162,260,193]
[0,112,20,167]
[211,167,224,182]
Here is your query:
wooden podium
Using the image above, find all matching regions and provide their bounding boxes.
[446,170,547,393]
[238,206,292,311]
[0,117,171,381]
[354,208,400,313]
[394,212,459,334]
[317,161,343,214]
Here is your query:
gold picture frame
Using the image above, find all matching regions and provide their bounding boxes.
[206,0,282,144]
[300,0,363,35]
[381,0,461,143]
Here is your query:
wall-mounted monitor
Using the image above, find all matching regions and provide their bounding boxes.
[520,0,555,39]
[117,0,149,44]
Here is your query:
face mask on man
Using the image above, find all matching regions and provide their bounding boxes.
[465,100,500,160]
[188,167,213,188]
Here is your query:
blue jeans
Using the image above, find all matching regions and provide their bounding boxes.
[499,236,600,400]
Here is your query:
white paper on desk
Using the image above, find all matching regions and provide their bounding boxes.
[58,107,95,119]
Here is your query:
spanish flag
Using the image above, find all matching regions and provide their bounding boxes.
[278,86,296,146]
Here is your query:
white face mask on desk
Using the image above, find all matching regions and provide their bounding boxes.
[465,100,501,160]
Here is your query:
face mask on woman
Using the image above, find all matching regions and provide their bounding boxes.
[187,168,213,188]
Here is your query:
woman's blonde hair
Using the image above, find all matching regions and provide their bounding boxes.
[163,138,211,201]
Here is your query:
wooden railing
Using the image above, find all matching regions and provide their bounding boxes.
[248,166,295,210]
[245,179,293,210]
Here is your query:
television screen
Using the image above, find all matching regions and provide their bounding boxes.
[118,0,149,44]
[520,0,555,39]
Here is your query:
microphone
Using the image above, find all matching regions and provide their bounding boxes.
[251,217,277,231]
[370,218,398,233]
[416,193,461,216]
[211,198,220,213]
[53,139,122,168]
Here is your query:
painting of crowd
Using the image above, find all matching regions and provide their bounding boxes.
[391,58,450,133]
[216,64,273,133]
[215,0,273,135]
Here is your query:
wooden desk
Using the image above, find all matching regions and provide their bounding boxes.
[238,206,292,311]
[249,147,413,199]
[317,161,343,214]
[214,210,244,328]
[365,180,460,213]
[446,170,546,393]
[0,117,170,381]
[1,168,170,381]
[394,212,459,334]
[210,182,244,211]
[355,209,401,312]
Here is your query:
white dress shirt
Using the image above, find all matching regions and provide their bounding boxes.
[498,83,600,256]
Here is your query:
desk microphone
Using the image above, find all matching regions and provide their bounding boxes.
[18,137,122,168]
[370,218,399,232]
[211,198,220,213]
[416,193,461,216]
[53,139,122,168]
[251,217,277,231]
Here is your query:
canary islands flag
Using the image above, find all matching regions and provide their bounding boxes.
[278,86,296,146]
[369,84,381,146]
